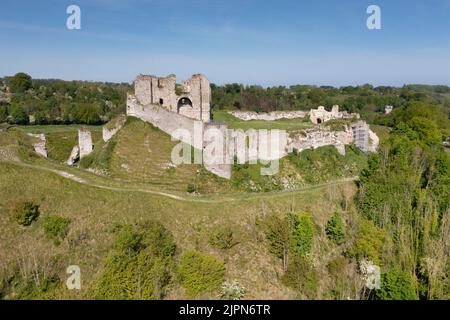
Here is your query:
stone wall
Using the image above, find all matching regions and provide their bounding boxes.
[103,114,127,142]
[78,127,93,159]
[309,105,359,124]
[287,127,353,156]
[229,110,307,121]
[128,74,379,180]
[27,133,47,157]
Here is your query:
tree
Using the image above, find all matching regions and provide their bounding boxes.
[348,219,386,266]
[282,256,319,299]
[94,222,176,300]
[291,212,314,257]
[9,72,32,93]
[8,104,28,124]
[325,212,345,244]
[0,105,7,123]
[73,103,101,124]
[264,214,292,270]
[374,270,418,300]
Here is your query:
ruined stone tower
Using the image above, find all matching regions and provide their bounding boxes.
[133,74,211,122]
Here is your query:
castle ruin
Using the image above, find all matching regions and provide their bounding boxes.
[133,74,211,122]
[126,73,379,179]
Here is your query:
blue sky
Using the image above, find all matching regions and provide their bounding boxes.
[1,0,449,86]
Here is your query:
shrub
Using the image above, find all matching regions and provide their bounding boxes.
[177,251,225,297]
[348,219,386,265]
[208,226,235,250]
[94,221,176,300]
[282,256,319,299]
[291,212,314,257]
[113,224,143,253]
[187,184,196,193]
[219,280,246,300]
[41,215,71,245]
[15,202,40,226]
[374,270,418,300]
[325,212,345,244]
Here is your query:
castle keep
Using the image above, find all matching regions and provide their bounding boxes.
[133,74,211,122]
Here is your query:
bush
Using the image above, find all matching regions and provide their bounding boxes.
[15,202,40,226]
[282,256,319,299]
[348,219,386,265]
[208,226,235,250]
[94,221,176,300]
[113,224,143,253]
[325,212,345,244]
[187,184,196,193]
[219,280,246,300]
[291,212,314,257]
[41,215,71,245]
[177,251,225,297]
[374,270,418,300]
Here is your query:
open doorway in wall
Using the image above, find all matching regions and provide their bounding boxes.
[177,97,193,113]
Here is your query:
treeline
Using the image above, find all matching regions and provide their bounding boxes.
[211,83,450,123]
[0,73,131,125]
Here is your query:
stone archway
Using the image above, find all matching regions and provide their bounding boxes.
[177,97,193,113]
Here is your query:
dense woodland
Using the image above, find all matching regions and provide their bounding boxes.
[0,72,449,299]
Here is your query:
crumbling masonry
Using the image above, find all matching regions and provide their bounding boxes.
[126,73,379,179]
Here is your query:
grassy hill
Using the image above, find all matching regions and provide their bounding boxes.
[0,119,370,300]
[0,160,358,299]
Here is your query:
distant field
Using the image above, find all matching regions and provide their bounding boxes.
[18,125,103,134]
[212,110,313,131]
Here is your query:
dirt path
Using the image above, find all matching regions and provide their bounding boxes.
[4,160,358,203]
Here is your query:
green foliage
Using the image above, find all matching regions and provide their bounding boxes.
[231,161,282,192]
[282,256,319,299]
[325,212,345,244]
[374,270,418,300]
[94,221,176,299]
[73,103,101,124]
[208,226,235,250]
[6,275,60,299]
[14,201,40,226]
[8,104,28,125]
[186,183,196,193]
[349,219,386,266]
[0,105,7,123]
[41,215,71,245]
[287,145,366,184]
[327,256,349,299]
[263,214,291,269]
[9,72,32,93]
[177,251,225,297]
[3,75,130,125]
[291,212,314,257]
